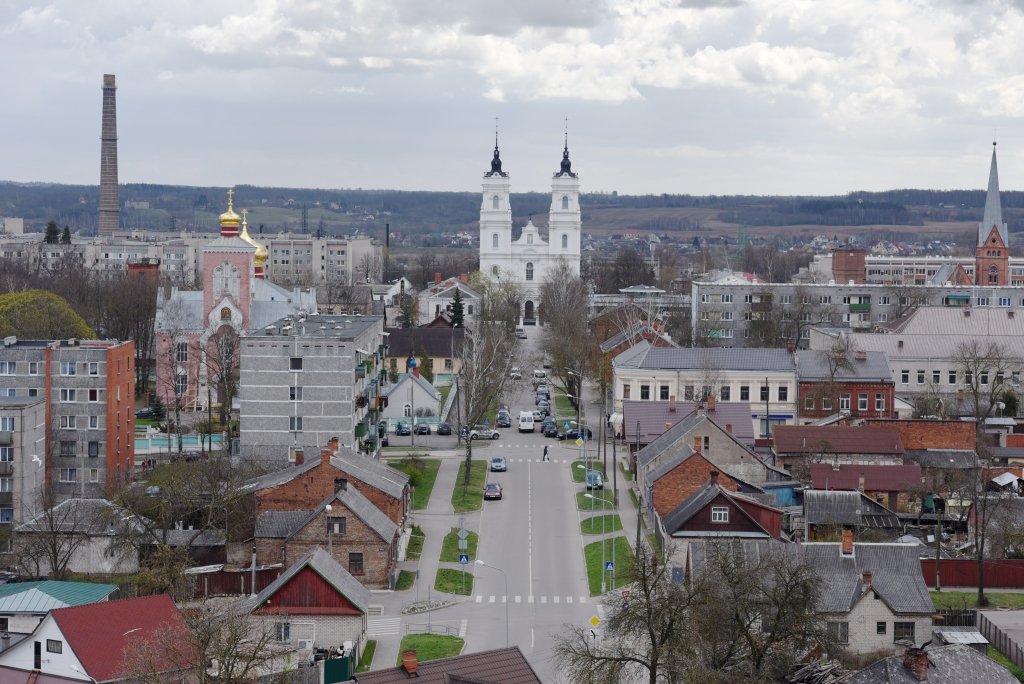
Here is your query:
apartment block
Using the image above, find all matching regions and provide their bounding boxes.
[0,337,134,500]
[239,314,386,465]
[0,397,46,526]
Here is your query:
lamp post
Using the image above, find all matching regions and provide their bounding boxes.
[585,491,607,593]
[325,504,334,556]
[475,559,508,647]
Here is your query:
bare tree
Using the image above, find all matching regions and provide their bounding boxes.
[539,260,590,403]
[156,298,197,458]
[13,490,93,579]
[472,270,522,332]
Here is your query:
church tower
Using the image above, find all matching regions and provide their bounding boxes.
[479,134,512,280]
[547,134,582,276]
[975,143,1009,286]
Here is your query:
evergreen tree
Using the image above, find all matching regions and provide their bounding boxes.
[450,289,465,327]
[44,221,60,244]
[60,226,72,244]
[418,351,434,383]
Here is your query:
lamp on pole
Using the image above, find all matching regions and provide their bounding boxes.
[325,504,334,556]
[475,559,508,647]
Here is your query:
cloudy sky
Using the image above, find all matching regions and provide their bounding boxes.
[2,0,1023,196]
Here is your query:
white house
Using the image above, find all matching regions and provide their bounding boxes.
[416,276,481,327]
[381,370,442,422]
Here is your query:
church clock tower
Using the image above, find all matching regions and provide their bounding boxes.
[547,135,582,276]
[479,135,512,280]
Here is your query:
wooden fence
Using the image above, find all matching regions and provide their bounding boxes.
[920,558,1024,588]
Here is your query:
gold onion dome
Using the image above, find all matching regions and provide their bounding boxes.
[219,189,241,229]
[239,209,269,266]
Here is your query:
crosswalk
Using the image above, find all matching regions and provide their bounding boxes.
[490,456,578,463]
[474,595,589,604]
[367,617,401,637]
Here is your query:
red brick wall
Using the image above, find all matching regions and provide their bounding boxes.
[799,381,895,420]
[675,493,764,534]
[105,341,135,491]
[862,419,975,450]
[651,456,739,518]
[832,249,866,285]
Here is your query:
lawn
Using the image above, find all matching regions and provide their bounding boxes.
[396,634,465,665]
[395,570,416,591]
[555,394,576,414]
[357,640,376,672]
[581,514,623,535]
[440,528,479,562]
[628,488,639,509]
[406,526,425,561]
[584,536,635,595]
[387,458,441,510]
[435,568,473,595]
[930,591,1024,610]
[438,385,452,409]
[989,646,1024,682]
[576,489,615,511]
[571,460,588,482]
[452,460,487,513]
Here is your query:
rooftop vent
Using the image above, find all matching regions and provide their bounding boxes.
[264,326,276,336]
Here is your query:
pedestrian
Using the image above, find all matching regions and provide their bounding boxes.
[543,445,549,461]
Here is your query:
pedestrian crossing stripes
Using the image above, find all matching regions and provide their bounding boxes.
[493,455,572,463]
[458,619,468,638]
[474,595,588,604]
[367,617,401,636]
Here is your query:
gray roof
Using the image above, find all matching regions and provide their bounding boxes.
[385,327,466,358]
[637,410,709,469]
[599,323,678,354]
[156,278,319,335]
[331,451,409,500]
[903,449,978,469]
[625,400,757,447]
[159,529,226,547]
[336,485,399,542]
[16,499,148,536]
[255,511,310,538]
[262,313,382,339]
[981,144,1007,247]
[613,341,796,372]
[803,490,901,528]
[845,307,1024,360]
[794,350,893,382]
[842,644,1016,684]
[242,458,319,492]
[382,372,441,402]
[244,546,371,614]
[256,484,398,544]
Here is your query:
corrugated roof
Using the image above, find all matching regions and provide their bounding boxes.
[773,426,904,455]
[336,485,398,542]
[842,644,1016,684]
[845,307,1024,360]
[244,546,371,614]
[255,511,310,538]
[809,464,922,492]
[331,450,409,500]
[242,458,319,492]
[624,400,756,447]
[613,341,797,371]
[0,581,117,614]
[803,490,901,528]
[794,350,893,382]
[385,327,465,359]
[352,646,542,684]
[903,449,978,469]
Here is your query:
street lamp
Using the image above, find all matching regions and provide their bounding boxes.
[475,559,508,647]
[325,504,334,555]
[585,492,608,593]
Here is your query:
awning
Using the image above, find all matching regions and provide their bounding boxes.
[356,348,370,354]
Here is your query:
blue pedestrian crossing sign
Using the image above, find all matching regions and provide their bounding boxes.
[605,561,615,571]
[459,554,470,565]
[563,421,571,429]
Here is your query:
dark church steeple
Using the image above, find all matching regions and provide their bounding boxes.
[485,121,508,178]
[555,120,577,178]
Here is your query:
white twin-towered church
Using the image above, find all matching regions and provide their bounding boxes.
[477,135,583,325]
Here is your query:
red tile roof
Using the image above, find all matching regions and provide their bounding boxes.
[810,464,923,491]
[772,426,904,455]
[50,594,192,681]
[353,647,541,684]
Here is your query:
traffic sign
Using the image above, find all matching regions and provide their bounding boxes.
[589,615,600,628]
[563,421,571,429]
[459,554,470,565]
[605,561,615,571]
[458,539,468,550]
[575,438,584,447]
[457,528,469,540]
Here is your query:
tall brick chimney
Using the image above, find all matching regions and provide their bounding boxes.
[294,449,304,466]
[841,529,854,556]
[668,395,676,412]
[459,273,468,284]
[320,448,332,466]
[413,365,421,378]
[99,74,120,236]
[707,395,716,412]
[434,272,442,285]
[862,570,873,586]
[902,648,930,681]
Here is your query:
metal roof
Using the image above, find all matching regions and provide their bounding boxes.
[803,490,901,528]
[330,450,409,500]
[903,449,978,469]
[773,426,904,455]
[625,400,756,447]
[613,341,797,372]
[794,350,893,382]
[0,581,117,614]
[809,464,923,492]
[244,546,371,615]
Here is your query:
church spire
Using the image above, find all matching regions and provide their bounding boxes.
[555,118,577,178]
[979,142,1007,247]
[485,118,508,177]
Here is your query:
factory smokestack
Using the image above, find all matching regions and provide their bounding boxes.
[98,74,119,236]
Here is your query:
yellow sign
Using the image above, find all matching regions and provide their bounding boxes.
[589,615,600,627]
[575,438,584,447]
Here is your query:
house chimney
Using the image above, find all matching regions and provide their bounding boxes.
[434,272,441,285]
[694,436,702,453]
[858,473,865,492]
[328,437,340,452]
[709,470,719,484]
[841,529,854,556]
[902,648,930,681]
[402,650,418,674]
[862,570,873,586]
[786,342,795,353]
[707,395,717,412]
[726,423,733,434]
[459,273,468,285]
[668,395,676,412]
[294,449,304,466]
[321,449,332,466]
[413,365,421,378]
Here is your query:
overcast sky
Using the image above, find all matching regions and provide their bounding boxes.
[2,0,1023,196]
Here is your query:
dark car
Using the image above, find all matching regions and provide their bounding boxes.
[484,483,503,500]
[495,413,512,428]
[414,423,430,435]
[134,407,158,420]
[395,422,411,436]
[558,427,593,441]
[437,423,452,435]
[585,470,604,490]
[542,423,559,438]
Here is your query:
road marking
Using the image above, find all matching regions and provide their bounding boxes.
[367,617,401,636]
[579,596,588,604]
[541,596,548,604]
[531,627,535,648]
[528,458,534,599]
[489,595,496,603]
[459,619,468,638]
[554,596,560,604]
[567,596,573,604]
[475,595,482,603]
[515,595,521,603]
[528,595,534,603]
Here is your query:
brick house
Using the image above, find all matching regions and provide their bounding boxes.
[649,452,751,519]
[243,546,370,656]
[861,419,975,450]
[255,483,399,589]
[771,426,905,473]
[809,463,923,512]
[794,349,895,421]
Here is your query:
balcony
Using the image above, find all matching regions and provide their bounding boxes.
[0,431,11,447]
[0,492,12,506]
[849,302,871,313]
[0,462,12,476]
[355,363,367,381]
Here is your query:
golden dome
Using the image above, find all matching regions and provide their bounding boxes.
[219,188,241,229]
[239,209,269,266]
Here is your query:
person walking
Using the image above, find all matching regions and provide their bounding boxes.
[543,445,549,461]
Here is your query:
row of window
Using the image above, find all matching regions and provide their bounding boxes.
[59,441,103,457]
[490,233,571,249]
[0,361,100,376]
[804,393,886,412]
[59,389,104,402]
[57,416,104,430]
[827,620,914,644]
[702,294,892,306]
[58,467,102,483]
[621,384,789,402]
[899,369,1017,386]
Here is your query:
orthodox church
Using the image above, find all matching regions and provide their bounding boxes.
[477,135,583,324]
[154,191,318,411]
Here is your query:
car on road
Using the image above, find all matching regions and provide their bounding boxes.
[542,423,559,438]
[495,413,512,428]
[484,483,503,500]
[585,470,604,490]
[469,425,500,440]
[134,406,163,420]
[436,422,452,435]
[395,422,411,436]
[414,423,431,435]
[536,399,551,410]
[509,367,522,380]
[558,427,593,441]
[532,409,546,422]
[490,456,507,472]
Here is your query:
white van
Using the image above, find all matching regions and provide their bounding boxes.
[518,411,535,433]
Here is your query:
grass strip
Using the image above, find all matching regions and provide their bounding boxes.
[452,459,487,513]
[576,488,615,511]
[435,568,473,595]
[395,634,464,665]
[930,590,1024,610]
[440,527,479,562]
[357,640,376,672]
[406,525,425,561]
[584,536,635,596]
[387,458,441,510]
[581,514,623,535]
[395,570,416,591]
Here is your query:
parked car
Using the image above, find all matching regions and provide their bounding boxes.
[414,423,430,435]
[532,409,546,422]
[395,422,411,436]
[536,400,551,410]
[585,470,604,490]
[496,413,512,428]
[542,423,559,438]
[558,427,593,441]
[134,406,164,420]
[469,425,500,440]
[490,456,507,472]
[515,327,527,339]
[437,423,453,435]
[484,483,503,500]
[509,367,522,380]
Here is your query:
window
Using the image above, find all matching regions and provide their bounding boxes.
[28,388,37,398]
[932,370,941,384]
[403,404,412,417]
[330,516,346,535]
[29,362,39,375]
[777,386,788,402]
[0,362,14,375]
[684,385,695,401]
[90,468,99,482]
[60,361,76,376]
[59,415,76,429]
[858,393,868,411]
[0,509,10,523]
[174,373,187,396]
[290,357,303,371]
[89,415,99,429]
[820,295,831,304]
[0,478,11,492]
[711,507,729,523]
[60,441,76,456]
[722,294,733,303]
[720,386,731,401]
[640,385,651,400]
[175,342,188,363]
[561,234,568,249]
[875,394,885,412]
[88,361,99,376]
[289,386,302,401]
[827,621,849,644]
[622,385,631,400]
[3,389,12,398]
[879,296,890,305]
[88,441,99,458]
[0,448,11,462]
[877,621,887,635]
[659,385,670,401]
[805,396,815,410]
[60,389,76,402]
[740,386,750,401]
[981,372,990,385]
[59,468,77,482]
[525,262,534,281]
[948,370,957,385]
[561,195,569,210]
[492,233,498,249]
[275,622,291,642]
[917,370,925,385]
[491,195,499,210]
[839,394,851,410]
[46,639,62,654]
[894,622,915,642]
[0,418,12,433]
[1000,297,1012,307]
[349,552,364,574]
[900,370,909,384]
[781,295,792,304]
[289,416,303,431]
[760,386,769,402]
[822,396,833,410]
[445,358,453,370]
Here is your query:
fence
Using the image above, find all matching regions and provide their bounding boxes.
[933,609,976,627]
[187,566,284,599]
[980,612,1024,669]
[920,558,1024,588]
